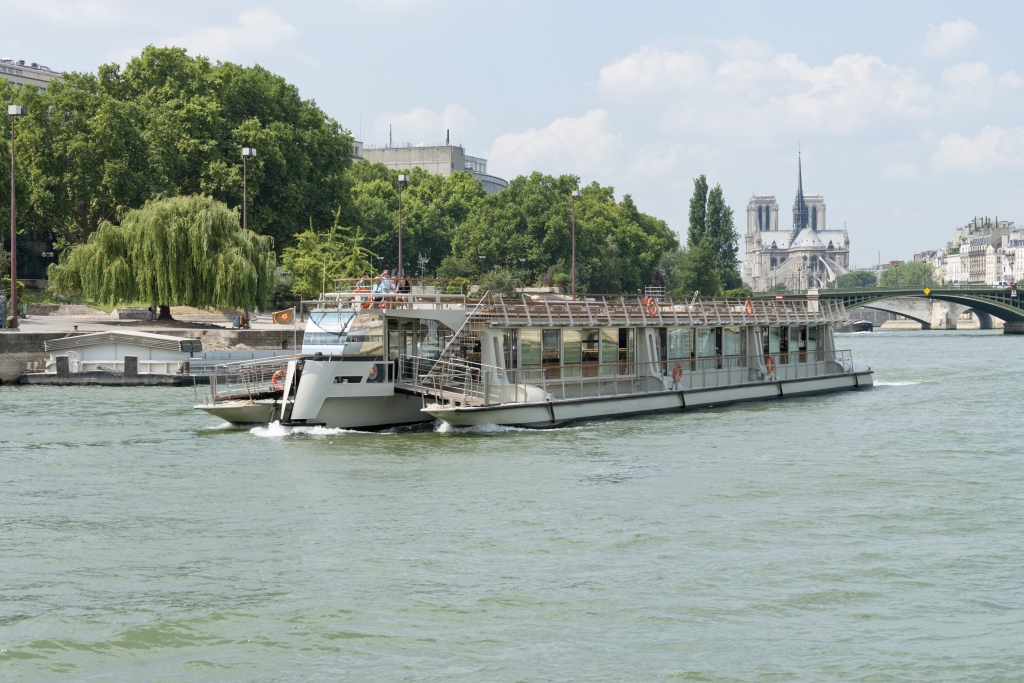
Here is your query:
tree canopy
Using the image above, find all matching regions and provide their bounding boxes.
[48,195,276,315]
[827,270,879,289]
[878,261,939,288]
[665,175,743,296]
[2,46,354,249]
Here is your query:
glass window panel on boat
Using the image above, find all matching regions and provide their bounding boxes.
[520,329,542,367]
[667,328,690,360]
[583,329,599,377]
[722,327,745,367]
[562,329,582,377]
[790,326,801,363]
[696,328,716,369]
[417,319,452,360]
[768,327,781,354]
[344,313,384,355]
[600,328,618,376]
[542,329,561,378]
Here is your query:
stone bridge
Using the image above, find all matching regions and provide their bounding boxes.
[813,287,1023,334]
[855,297,982,329]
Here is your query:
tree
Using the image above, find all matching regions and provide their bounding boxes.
[827,270,878,289]
[686,175,741,290]
[48,195,275,318]
[281,213,377,299]
[668,241,721,297]
[4,46,356,251]
[687,175,709,247]
[441,173,677,293]
[878,261,938,288]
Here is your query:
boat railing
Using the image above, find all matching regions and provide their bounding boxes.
[409,350,857,408]
[199,355,296,405]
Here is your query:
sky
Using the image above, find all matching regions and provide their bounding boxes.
[7,0,1024,268]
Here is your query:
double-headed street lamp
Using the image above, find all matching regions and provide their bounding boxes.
[8,104,26,329]
[241,147,257,231]
[397,174,409,278]
[570,189,581,297]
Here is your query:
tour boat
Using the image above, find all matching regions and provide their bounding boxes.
[194,291,873,430]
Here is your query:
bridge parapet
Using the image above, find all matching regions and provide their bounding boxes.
[759,287,1024,333]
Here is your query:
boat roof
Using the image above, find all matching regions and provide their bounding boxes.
[44,330,201,353]
[311,293,845,327]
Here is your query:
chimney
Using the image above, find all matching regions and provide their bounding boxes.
[446,129,449,145]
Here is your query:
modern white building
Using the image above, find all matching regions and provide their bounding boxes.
[361,139,508,194]
[0,59,62,89]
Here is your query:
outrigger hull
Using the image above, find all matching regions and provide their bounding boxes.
[423,371,874,428]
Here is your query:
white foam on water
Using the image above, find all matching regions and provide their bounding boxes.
[433,421,529,434]
[875,380,923,386]
[249,421,364,438]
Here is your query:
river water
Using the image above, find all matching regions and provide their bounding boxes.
[2,330,1023,682]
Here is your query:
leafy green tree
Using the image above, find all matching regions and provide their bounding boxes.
[441,173,676,293]
[4,46,355,251]
[477,266,521,293]
[687,174,709,247]
[827,270,878,289]
[878,261,938,288]
[685,175,741,290]
[48,195,275,318]
[670,240,721,297]
[281,215,376,299]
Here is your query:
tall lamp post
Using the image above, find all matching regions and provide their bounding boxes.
[8,104,26,329]
[571,189,581,298]
[397,174,409,278]
[241,147,257,231]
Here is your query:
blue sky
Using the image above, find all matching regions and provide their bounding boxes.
[7,0,1024,267]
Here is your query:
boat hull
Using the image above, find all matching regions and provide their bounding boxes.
[424,371,874,428]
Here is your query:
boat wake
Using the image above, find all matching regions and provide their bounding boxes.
[875,380,925,387]
[433,421,530,434]
[250,421,363,438]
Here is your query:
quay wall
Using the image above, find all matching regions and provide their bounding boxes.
[0,329,299,384]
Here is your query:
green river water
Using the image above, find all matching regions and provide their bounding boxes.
[2,330,1023,681]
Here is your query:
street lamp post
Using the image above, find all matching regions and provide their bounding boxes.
[571,190,581,297]
[241,148,257,232]
[8,104,26,329]
[397,174,409,278]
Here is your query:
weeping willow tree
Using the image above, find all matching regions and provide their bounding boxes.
[49,195,276,319]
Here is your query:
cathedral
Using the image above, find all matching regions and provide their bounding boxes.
[743,154,850,292]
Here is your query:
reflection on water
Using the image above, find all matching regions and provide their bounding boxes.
[2,330,1023,680]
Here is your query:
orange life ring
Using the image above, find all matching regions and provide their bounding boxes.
[671,362,683,383]
[645,297,659,318]
[271,369,286,391]
[744,298,754,316]
[764,356,775,374]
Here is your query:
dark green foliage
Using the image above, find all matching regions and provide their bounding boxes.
[827,270,878,289]
[4,46,353,250]
[878,261,939,288]
[667,240,721,297]
[437,173,677,293]
[684,175,741,291]
[48,195,276,310]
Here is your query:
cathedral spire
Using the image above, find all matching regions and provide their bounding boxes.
[792,148,808,235]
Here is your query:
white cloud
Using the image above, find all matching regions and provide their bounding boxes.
[599,46,708,96]
[882,161,921,181]
[930,125,1024,171]
[488,110,628,178]
[372,104,476,145]
[921,19,982,59]
[166,9,299,61]
[599,43,932,139]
